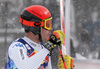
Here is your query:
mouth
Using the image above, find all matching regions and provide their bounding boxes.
[48,34,51,36]
[49,33,52,36]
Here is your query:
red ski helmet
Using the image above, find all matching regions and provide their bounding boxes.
[20,5,52,35]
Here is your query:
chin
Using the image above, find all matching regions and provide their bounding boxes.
[43,40,47,42]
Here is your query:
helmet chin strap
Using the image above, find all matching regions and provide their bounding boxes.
[38,33,43,42]
[38,27,43,42]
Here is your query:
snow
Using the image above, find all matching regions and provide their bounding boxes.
[1,3,3,6]
[76,53,87,59]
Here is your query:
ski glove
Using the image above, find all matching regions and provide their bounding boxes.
[49,30,65,46]
[42,30,65,54]
[58,55,74,69]
[43,41,56,52]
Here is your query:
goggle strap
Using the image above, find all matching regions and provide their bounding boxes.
[20,16,44,27]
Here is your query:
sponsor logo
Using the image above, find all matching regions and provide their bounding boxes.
[12,43,24,48]
[20,49,25,60]
[29,42,36,47]
[34,22,41,26]
[25,44,31,50]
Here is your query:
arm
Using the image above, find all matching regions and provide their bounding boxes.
[9,42,50,69]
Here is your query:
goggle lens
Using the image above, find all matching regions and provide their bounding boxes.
[43,17,52,30]
[46,19,52,28]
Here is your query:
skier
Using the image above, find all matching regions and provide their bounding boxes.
[5,5,65,69]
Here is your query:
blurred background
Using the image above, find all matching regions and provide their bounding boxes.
[0,0,100,69]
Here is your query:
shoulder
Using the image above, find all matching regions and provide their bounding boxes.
[9,38,26,50]
[10,41,25,49]
[8,39,27,56]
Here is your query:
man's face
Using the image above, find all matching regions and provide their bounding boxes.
[41,17,53,42]
[41,28,52,42]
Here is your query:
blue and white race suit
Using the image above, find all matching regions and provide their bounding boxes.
[5,37,52,69]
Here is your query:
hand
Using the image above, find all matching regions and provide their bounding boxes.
[58,55,74,69]
[43,41,56,52]
[49,30,65,46]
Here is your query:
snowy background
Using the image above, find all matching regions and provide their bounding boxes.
[0,0,100,69]
[71,0,100,60]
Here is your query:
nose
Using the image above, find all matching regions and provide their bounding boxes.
[50,27,53,31]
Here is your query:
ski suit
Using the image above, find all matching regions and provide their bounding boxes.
[5,37,52,69]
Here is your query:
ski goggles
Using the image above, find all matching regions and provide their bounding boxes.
[43,17,52,30]
[20,16,52,30]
